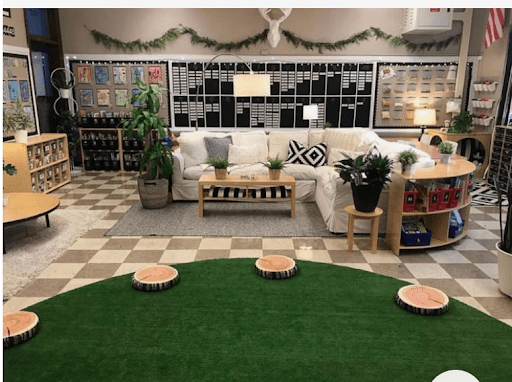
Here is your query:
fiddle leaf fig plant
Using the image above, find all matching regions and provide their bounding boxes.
[449,111,473,134]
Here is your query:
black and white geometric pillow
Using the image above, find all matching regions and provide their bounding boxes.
[286,140,327,167]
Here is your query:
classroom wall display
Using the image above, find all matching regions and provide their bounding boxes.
[170,60,375,129]
[70,60,169,124]
[3,52,39,141]
[373,62,472,128]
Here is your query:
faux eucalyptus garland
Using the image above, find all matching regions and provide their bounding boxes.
[86,25,461,54]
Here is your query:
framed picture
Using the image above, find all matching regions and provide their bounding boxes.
[77,66,92,83]
[95,66,109,84]
[19,80,30,102]
[97,89,110,106]
[80,89,94,106]
[24,106,34,121]
[131,66,144,84]
[114,89,129,107]
[3,81,6,103]
[8,80,19,101]
[132,88,141,107]
[148,66,162,83]
[113,66,127,85]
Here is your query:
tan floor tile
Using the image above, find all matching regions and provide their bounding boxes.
[95,199,124,206]
[103,212,126,221]
[92,220,117,229]
[262,249,296,259]
[125,250,164,263]
[460,250,497,263]
[68,238,109,250]
[72,199,99,206]
[229,249,263,258]
[415,278,471,297]
[15,279,71,297]
[370,263,414,279]
[404,263,452,279]
[111,188,136,195]
[426,249,471,263]
[111,205,133,213]
[296,249,332,263]
[64,205,93,210]
[468,229,500,240]
[362,250,401,264]
[74,263,121,278]
[113,263,158,276]
[36,263,85,279]
[81,229,108,238]
[126,194,140,200]
[395,251,436,263]
[475,297,512,319]
[3,297,50,313]
[88,188,114,194]
[98,184,122,189]
[80,193,109,200]
[167,238,202,250]
[110,235,142,239]
[440,264,490,279]
[452,238,488,251]
[59,278,104,294]
[454,297,491,315]
[231,238,263,250]
[54,250,98,263]
[353,237,388,251]
[85,180,109,185]
[323,238,356,251]
[195,249,230,260]
[293,238,326,250]
[58,199,79,206]
[474,263,499,279]
[133,238,171,250]
[456,279,503,297]
[101,238,140,250]
[160,250,197,264]
[398,278,419,285]
[66,188,94,194]
[328,250,366,263]
[89,250,131,263]
[334,263,373,272]
[60,183,82,190]
[198,238,232,250]
[262,238,295,250]
[104,194,129,199]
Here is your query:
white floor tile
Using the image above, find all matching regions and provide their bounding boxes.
[92,220,117,229]
[454,297,491,315]
[296,249,332,263]
[334,263,373,272]
[468,229,500,240]
[113,263,157,276]
[475,263,499,279]
[89,250,131,263]
[426,249,471,263]
[404,263,452,279]
[160,250,197,263]
[262,238,295,250]
[456,279,503,297]
[36,263,85,279]
[452,238,488,251]
[133,238,171,250]
[198,238,232,250]
[59,278,103,294]
[2,297,50,313]
[69,238,109,250]
[361,250,401,263]
[229,249,263,258]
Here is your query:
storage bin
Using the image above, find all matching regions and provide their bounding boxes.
[449,219,465,238]
[437,188,451,210]
[401,228,433,246]
[448,187,462,208]
[415,185,439,212]
[403,190,418,212]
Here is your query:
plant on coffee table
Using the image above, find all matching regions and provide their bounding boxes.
[207,157,234,180]
[438,141,454,164]
[397,150,418,175]
[262,156,286,180]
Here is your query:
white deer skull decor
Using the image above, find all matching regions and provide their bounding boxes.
[258,8,292,48]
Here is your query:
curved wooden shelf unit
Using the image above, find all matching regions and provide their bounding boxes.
[403,198,471,216]
[399,230,468,250]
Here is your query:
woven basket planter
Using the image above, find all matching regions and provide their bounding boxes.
[137,175,169,209]
[214,168,227,180]
[268,169,281,180]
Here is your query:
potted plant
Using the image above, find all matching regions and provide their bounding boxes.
[336,148,393,212]
[397,150,418,176]
[492,175,512,297]
[438,142,454,164]
[3,163,17,206]
[123,79,173,209]
[206,157,234,180]
[449,111,473,134]
[55,112,80,168]
[262,156,286,180]
[323,121,332,129]
[3,99,34,144]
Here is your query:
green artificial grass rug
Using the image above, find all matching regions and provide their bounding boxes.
[4,259,512,381]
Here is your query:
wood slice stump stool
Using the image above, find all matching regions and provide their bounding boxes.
[345,205,383,254]
[132,265,180,292]
[3,311,39,348]
[396,285,450,315]
[255,255,297,279]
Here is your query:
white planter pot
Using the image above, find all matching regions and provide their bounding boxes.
[60,89,70,99]
[3,195,9,207]
[439,153,451,164]
[401,164,414,177]
[496,243,512,297]
[15,130,28,144]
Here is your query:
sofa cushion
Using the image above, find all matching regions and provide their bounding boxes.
[177,131,228,168]
[231,131,268,162]
[323,128,380,153]
[328,148,365,166]
[308,130,325,148]
[204,136,232,160]
[228,144,261,165]
[282,163,318,180]
[228,163,268,176]
[183,165,214,180]
[286,140,327,167]
[268,131,309,160]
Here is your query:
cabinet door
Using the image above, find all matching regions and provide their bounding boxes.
[3,143,32,193]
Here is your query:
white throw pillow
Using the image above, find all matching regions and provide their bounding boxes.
[231,131,268,162]
[228,144,260,165]
[177,131,227,168]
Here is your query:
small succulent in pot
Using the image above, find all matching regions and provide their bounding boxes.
[206,157,234,169]
[262,156,286,170]
[438,142,454,155]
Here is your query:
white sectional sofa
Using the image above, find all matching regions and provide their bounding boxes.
[171,128,435,233]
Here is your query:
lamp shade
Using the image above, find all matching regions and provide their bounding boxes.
[303,104,318,120]
[413,108,437,126]
[233,74,270,97]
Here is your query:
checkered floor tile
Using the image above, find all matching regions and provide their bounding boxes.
[3,171,512,328]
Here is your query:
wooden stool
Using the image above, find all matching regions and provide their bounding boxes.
[345,205,383,254]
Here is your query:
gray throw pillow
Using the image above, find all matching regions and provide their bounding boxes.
[204,136,233,160]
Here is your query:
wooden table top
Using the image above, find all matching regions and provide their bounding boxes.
[198,174,296,186]
[3,193,60,224]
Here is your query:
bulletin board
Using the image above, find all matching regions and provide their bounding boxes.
[3,52,39,141]
[373,62,473,128]
[69,60,170,124]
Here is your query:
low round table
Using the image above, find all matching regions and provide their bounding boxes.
[3,193,60,253]
[344,205,383,254]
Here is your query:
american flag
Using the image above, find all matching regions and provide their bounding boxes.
[484,8,505,49]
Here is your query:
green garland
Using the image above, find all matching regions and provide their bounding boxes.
[87,25,460,54]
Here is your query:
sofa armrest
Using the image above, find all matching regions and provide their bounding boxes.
[172,149,185,181]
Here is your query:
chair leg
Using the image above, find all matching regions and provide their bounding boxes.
[347,215,355,252]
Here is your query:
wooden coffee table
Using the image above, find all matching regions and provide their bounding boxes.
[198,174,296,218]
[3,193,60,253]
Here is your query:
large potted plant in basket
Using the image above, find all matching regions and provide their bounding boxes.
[492,175,512,297]
[336,148,393,212]
[123,79,173,209]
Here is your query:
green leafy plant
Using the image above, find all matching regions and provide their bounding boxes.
[449,111,473,134]
[3,99,34,133]
[123,79,172,180]
[206,157,234,169]
[55,112,80,163]
[323,121,332,129]
[336,148,393,189]
[262,156,286,170]
[438,142,454,154]
[397,150,418,166]
[3,163,17,176]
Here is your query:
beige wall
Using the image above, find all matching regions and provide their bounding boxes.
[3,8,27,48]
[60,8,484,57]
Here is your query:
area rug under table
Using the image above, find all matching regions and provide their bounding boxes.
[106,201,337,237]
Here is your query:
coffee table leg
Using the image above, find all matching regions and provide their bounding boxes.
[198,183,204,218]
[290,184,296,219]
[45,214,50,228]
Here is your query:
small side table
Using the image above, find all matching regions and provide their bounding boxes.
[345,205,383,254]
